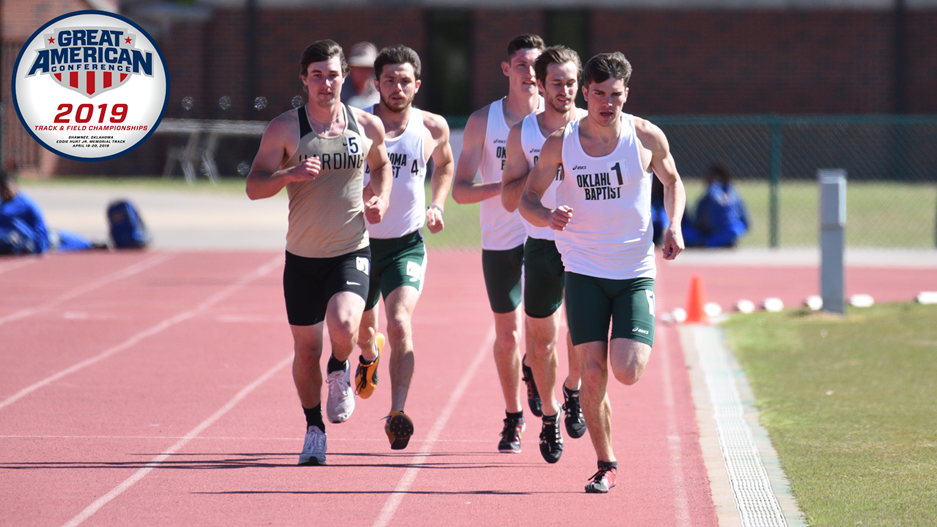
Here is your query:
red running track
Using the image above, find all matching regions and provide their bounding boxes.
[2,249,932,526]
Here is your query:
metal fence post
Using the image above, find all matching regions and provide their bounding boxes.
[819,170,847,314]
[769,117,782,248]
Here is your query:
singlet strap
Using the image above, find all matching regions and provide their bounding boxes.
[297,106,312,138]
[344,103,361,136]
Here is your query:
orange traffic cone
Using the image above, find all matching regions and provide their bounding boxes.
[685,274,709,324]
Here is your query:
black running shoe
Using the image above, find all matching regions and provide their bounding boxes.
[498,414,525,453]
[585,461,618,493]
[538,412,563,464]
[562,386,587,439]
[521,356,542,417]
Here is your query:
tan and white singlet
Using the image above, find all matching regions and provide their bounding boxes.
[284,104,370,258]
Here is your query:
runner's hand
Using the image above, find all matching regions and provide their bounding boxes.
[365,194,388,224]
[426,206,444,234]
[285,157,320,182]
[550,206,573,231]
[662,227,685,260]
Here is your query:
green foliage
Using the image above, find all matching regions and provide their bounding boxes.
[722,303,937,525]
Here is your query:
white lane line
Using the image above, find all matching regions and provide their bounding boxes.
[0,253,173,327]
[0,256,39,276]
[658,324,692,526]
[371,323,495,527]
[60,353,293,527]
[0,255,282,411]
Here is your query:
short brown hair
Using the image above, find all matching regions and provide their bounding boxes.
[300,39,349,77]
[506,34,544,61]
[583,52,632,88]
[374,44,422,80]
[534,45,582,86]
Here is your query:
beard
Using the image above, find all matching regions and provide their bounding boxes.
[546,96,572,114]
[380,92,412,113]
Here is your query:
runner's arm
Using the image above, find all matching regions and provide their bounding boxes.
[246,114,320,200]
[424,112,455,233]
[520,131,571,231]
[636,118,686,260]
[358,109,393,223]
[451,108,502,204]
[500,121,530,212]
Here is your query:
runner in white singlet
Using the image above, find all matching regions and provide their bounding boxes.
[520,52,687,493]
[500,46,589,464]
[354,45,454,451]
[452,34,544,454]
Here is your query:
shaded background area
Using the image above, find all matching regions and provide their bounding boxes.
[1,0,936,250]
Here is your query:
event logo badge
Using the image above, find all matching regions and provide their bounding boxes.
[12,11,169,161]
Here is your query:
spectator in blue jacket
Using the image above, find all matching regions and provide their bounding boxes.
[682,163,749,248]
[1,170,100,255]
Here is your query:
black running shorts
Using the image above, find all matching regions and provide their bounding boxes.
[523,237,565,319]
[283,247,371,326]
[481,244,524,314]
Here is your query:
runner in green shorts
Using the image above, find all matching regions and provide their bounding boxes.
[453,35,545,454]
[519,53,686,492]
[354,45,455,451]
[501,46,588,464]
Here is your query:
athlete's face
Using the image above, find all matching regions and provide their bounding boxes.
[502,48,540,97]
[302,56,345,108]
[540,61,579,114]
[583,77,628,127]
[378,62,421,113]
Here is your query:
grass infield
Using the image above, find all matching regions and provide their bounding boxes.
[20,176,936,249]
[722,302,937,526]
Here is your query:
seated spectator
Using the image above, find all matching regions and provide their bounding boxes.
[682,163,749,248]
[1,170,103,255]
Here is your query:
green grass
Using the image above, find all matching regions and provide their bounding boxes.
[683,180,937,248]
[722,303,937,526]
[421,186,480,250]
[19,176,937,249]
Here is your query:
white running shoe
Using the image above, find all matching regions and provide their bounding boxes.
[326,360,355,423]
[298,425,327,466]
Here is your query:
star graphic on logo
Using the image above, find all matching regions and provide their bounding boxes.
[124,36,132,44]
[48,37,55,44]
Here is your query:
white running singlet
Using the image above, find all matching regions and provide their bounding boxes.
[478,98,537,251]
[555,114,655,280]
[363,105,427,239]
[520,108,587,241]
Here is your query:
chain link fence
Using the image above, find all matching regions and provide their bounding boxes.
[428,115,937,251]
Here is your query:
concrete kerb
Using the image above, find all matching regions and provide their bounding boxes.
[680,324,808,527]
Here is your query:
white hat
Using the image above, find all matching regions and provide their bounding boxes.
[348,42,377,67]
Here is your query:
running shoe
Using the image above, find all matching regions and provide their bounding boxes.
[585,461,618,493]
[521,356,542,417]
[355,332,384,399]
[384,410,414,450]
[298,425,327,466]
[326,360,355,423]
[498,414,526,453]
[539,411,564,464]
[562,386,587,439]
